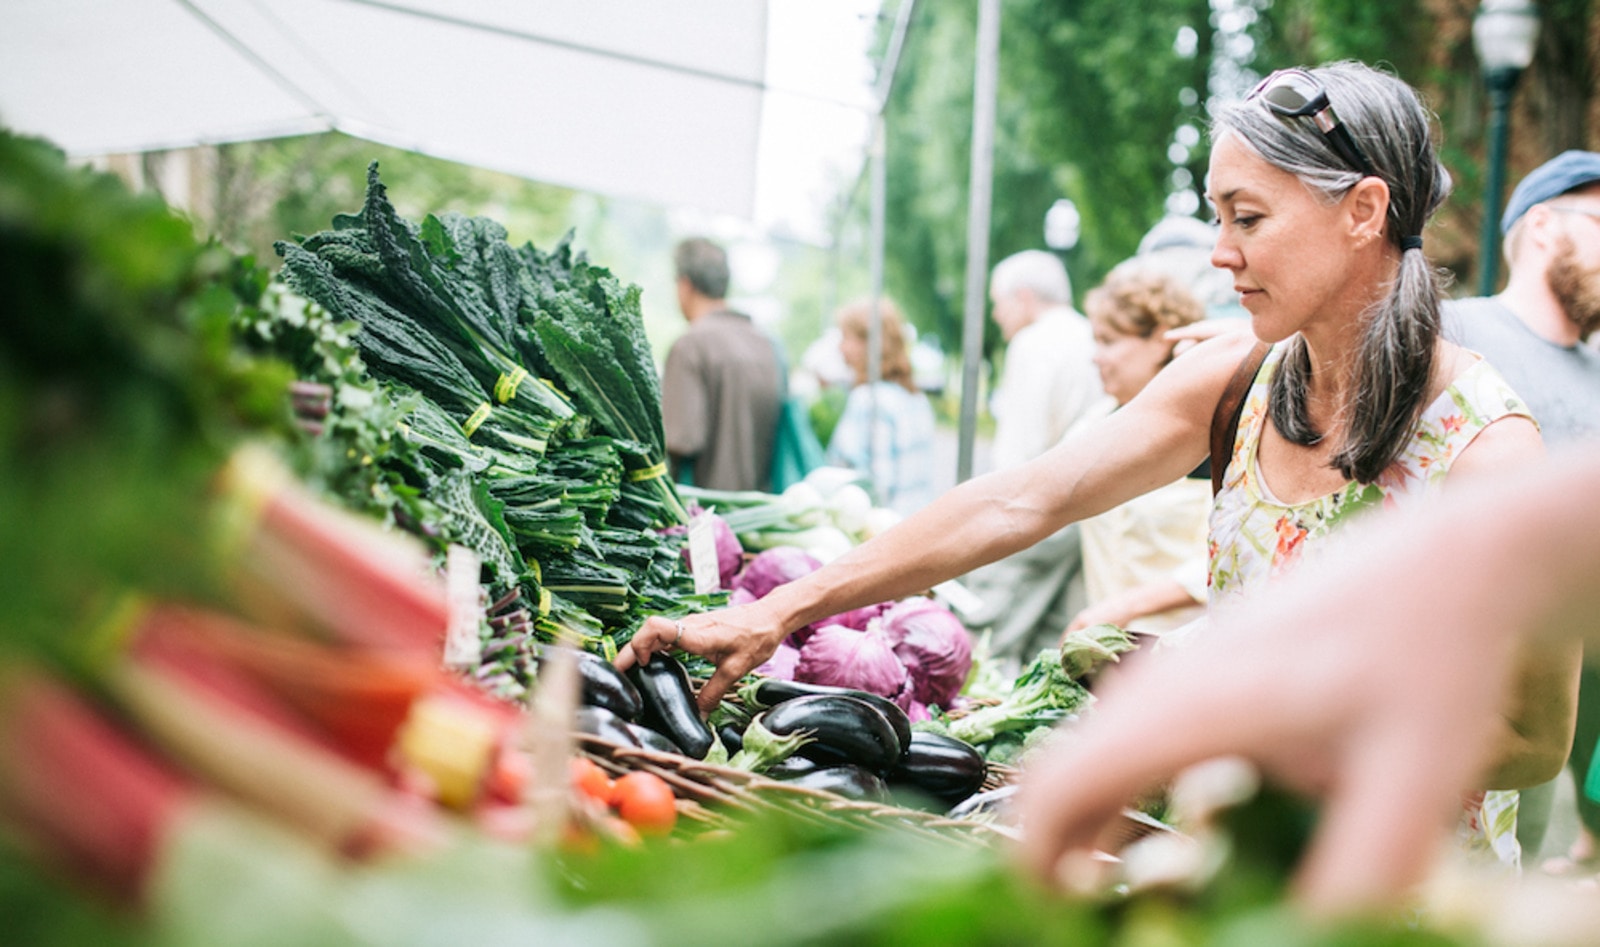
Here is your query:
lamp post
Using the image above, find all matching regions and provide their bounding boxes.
[1472,0,1541,296]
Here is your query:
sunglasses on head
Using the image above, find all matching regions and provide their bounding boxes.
[1248,69,1379,179]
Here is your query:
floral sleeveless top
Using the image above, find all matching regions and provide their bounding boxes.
[1208,343,1534,869]
[1209,344,1533,602]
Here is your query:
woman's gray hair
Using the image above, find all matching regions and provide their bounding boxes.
[1211,61,1452,484]
[990,249,1073,305]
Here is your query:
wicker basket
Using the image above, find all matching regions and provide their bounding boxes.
[575,733,1170,851]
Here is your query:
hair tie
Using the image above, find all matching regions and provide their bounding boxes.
[1399,235,1423,251]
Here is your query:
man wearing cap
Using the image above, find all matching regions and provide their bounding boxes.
[1443,150,1600,867]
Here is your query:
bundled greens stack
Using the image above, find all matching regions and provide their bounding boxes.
[261,163,713,694]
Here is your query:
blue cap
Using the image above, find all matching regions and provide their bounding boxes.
[1501,150,1600,234]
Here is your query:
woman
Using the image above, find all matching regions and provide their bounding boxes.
[824,297,938,516]
[1064,267,1211,635]
[622,62,1570,863]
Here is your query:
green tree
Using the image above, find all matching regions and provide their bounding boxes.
[866,0,1217,360]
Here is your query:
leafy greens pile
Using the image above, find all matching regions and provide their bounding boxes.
[258,163,714,698]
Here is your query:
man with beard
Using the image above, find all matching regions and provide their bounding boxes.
[1444,150,1600,868]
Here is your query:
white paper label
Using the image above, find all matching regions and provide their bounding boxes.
[686,513,721,595]
[933,578,984,620]
[443,544,484,670]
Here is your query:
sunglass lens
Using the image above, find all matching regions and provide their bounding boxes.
[1259,73,1319,114]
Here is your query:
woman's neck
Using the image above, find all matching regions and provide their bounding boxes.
[1297,319,1367,435]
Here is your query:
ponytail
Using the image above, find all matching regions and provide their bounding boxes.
[1270,244,1442,483]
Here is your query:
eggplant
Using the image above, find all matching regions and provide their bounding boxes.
[944,784,1018,821]
[573,705,644,749]
[625,721,685,756]
[763,754,820,778]
[747,678,913,755]
[626,652,714,760]
[887,731,988,805]
[717,724,745,756]
[775,764,890,802]
[535,644,643,721]
[758,694,903,773]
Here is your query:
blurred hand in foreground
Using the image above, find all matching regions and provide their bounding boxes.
[1015,449,1600,916]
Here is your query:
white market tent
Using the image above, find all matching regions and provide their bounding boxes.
[0,0,879,240]
[1,0,999,482]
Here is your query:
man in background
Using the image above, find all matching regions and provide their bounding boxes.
[1443,150,1600,868]
[661,237,784,492]
[962,250,1103,665]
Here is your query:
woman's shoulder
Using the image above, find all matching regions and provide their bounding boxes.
[1120,325,1265,436]
[1157,326,1266,396]
[1431,340,1526,411]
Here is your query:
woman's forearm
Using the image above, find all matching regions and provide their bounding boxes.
[763,464,1060,631]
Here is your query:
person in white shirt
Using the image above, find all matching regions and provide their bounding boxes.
[1065,267,1211,636]
[963,250,1104,664]
[985,250,1103,469]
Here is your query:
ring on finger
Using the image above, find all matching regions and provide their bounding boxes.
[671,620,685,646]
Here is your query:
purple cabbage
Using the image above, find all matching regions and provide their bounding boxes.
[794,623,907,699]
[732,547,822,600]
[879,597,973,709]
[756,641,802,681]
[664,506,744,589]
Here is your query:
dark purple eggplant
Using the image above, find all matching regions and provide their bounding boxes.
[574,705,644,749]
[887,730,987,805]
[758,694,903,773]
[718,724,745,756]
[626,652,714,760]
[625,721,685,756]
[763,754,820,778]
[536,644,644,721]
[746,678,912,755]
[775,764,890,802]
[574,706,686,757]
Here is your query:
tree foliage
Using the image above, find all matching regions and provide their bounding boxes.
[868,0,1215,359]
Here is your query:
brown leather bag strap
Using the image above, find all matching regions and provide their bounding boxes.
[1210,340,1271,497]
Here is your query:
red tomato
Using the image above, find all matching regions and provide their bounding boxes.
[568,757,615,804]
[610,771,677,835]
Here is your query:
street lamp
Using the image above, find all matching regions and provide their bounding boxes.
[1044,198,1080,252]
[1472,0,1541,295]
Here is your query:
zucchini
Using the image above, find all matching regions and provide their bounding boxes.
[887,731,987,805]
[745,678,913,755]
[626,652,714,760]
[758,694,903,773]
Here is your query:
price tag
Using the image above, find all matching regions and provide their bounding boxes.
[686,513,721,595]
[443,544,483,670]
[933,578,984,620]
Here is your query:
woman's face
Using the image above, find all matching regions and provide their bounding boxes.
[1091,316,1173,406]
[838,328,867,379]
[1206,133,1367,343]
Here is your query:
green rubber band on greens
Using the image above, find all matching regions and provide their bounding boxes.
[461,402,492,437]
[494,367,528,404]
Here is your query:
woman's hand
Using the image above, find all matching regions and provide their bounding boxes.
[1062,601,1132,637]
[1063,580,1201,638]
[1164,319,1250,357]
[615,602,789,714]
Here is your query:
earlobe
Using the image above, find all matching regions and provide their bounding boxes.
[1347,176,1392,240]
